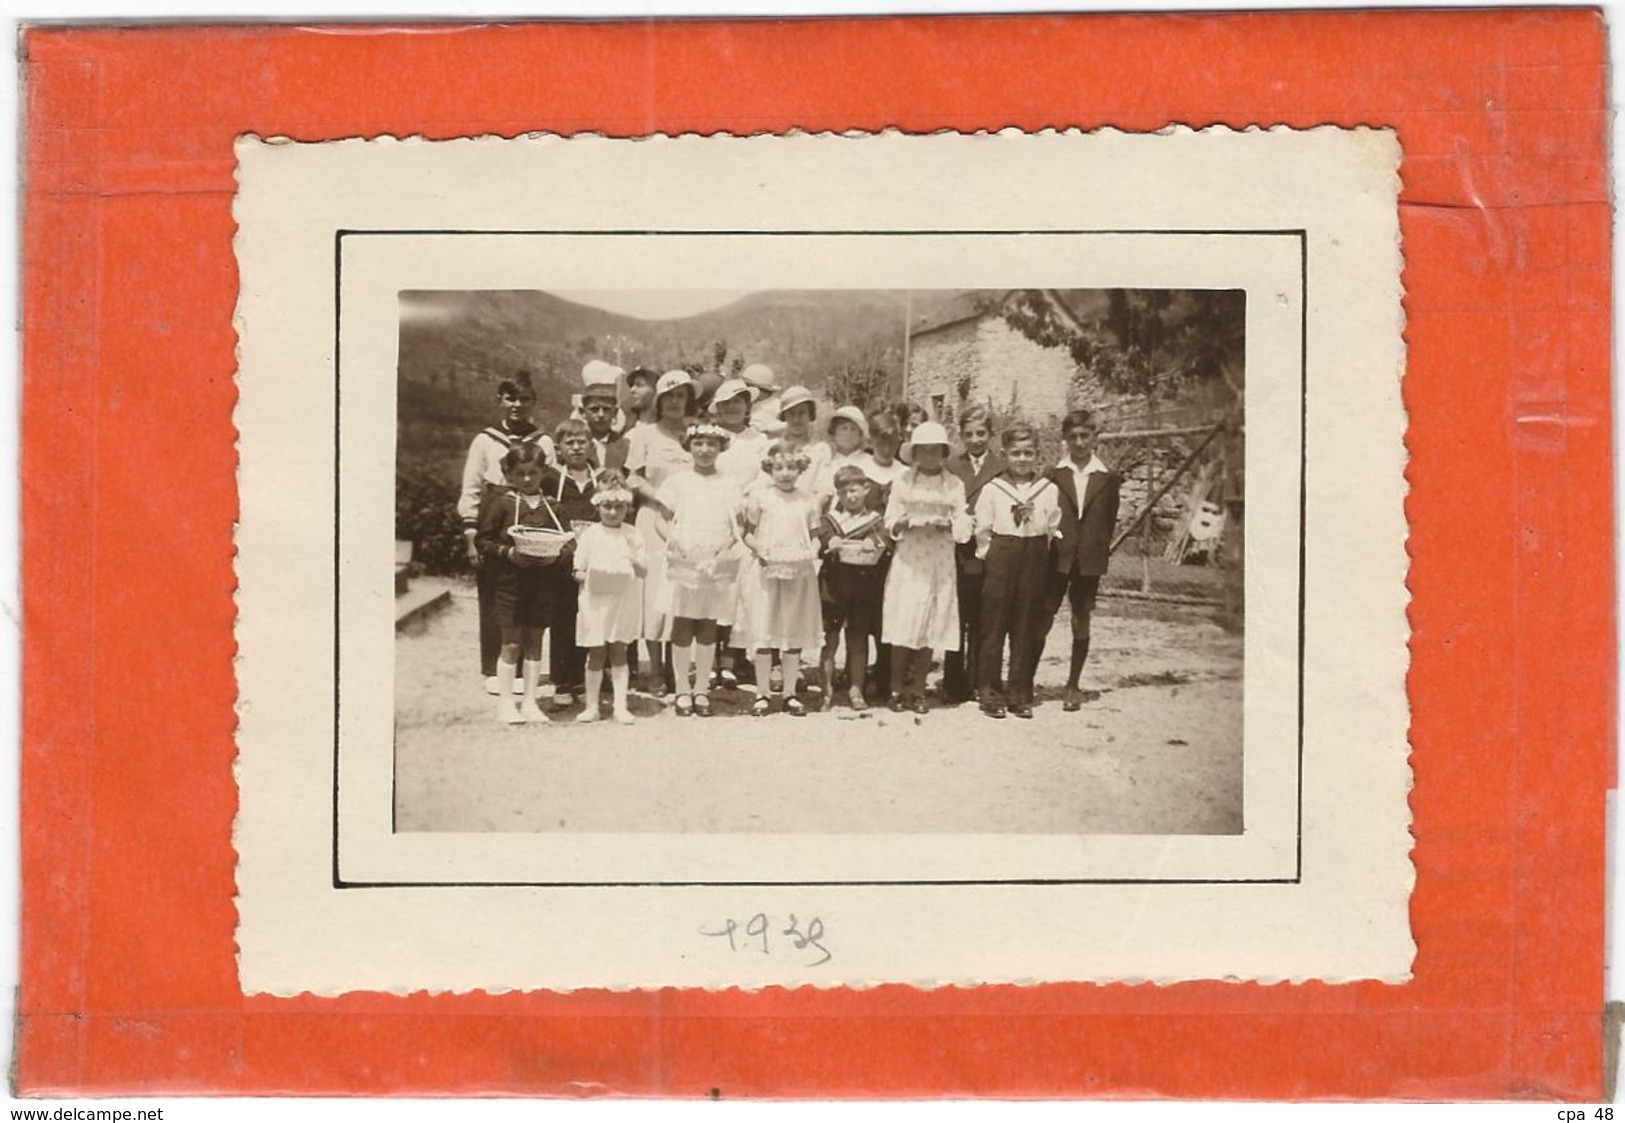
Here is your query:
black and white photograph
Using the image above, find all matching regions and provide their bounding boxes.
[235,130,1408,991]
[392,286,1247,836]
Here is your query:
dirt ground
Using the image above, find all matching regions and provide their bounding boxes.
[393,580,1243,835]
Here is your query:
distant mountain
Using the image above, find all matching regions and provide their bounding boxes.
[396,288,975,474]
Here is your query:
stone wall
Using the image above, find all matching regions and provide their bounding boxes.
[970,316,1078,423]
[906,314,1085,428]
[905,317,981,424]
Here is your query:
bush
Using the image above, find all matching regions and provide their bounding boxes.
[397,461,470,576]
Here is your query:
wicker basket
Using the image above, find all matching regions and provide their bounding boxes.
[507,525,573,558]
[832,538,884,567]
[902,497,957,529]
[669,550,743,587]
[759,549,815,581]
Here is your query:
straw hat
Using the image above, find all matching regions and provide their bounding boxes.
[710,377,755,407]
[581,360,621,399]
[778,385,817,417]
[899,420,951,465]
[827,404,870,439]
[740,363,778,392]
[654,369,695,403]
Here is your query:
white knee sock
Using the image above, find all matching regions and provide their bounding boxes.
[610,662,630,710]
[782,651,801,697]
[694,640,716,693]
[671,641,694,695]
[496,659,516,707]
[583,661,604,711]
[521,658,540,704]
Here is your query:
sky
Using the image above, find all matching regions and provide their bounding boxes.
[550,289,752,320]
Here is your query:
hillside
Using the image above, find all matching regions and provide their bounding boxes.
[397,288,972,470]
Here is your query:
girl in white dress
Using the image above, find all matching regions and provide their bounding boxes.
[654,421,744,717]
[736,443,825,716]
[572,473,647,725]
[881,421,972,715]
[710,376,771,688]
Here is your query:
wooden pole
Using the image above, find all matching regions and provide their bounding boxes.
[900,292,913,402]
[1110,420,1229,555]
[1141,453,1153,591]
[1099,423,1220,441]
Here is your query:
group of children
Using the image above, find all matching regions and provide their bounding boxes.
[456,362,1121,725]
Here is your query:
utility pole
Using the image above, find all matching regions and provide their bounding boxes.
[900,292,913,402]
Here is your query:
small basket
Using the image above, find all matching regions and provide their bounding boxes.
[903,498,957,529]
[507,525,573,558]
[833,538,884,567]
[760,551,814,582]
[585,567,632,595]
[670,547,743,586]
[666,554,707,589]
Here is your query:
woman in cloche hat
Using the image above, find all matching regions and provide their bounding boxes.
[622,369,698,696]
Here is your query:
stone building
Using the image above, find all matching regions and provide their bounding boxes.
[903,292,1110,429]
[903,293,1224,544]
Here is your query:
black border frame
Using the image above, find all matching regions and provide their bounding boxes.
[335,228,1306,889]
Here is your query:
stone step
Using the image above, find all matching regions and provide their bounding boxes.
[395,580,452,635]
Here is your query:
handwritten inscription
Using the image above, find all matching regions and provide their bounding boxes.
[699,913,832,967]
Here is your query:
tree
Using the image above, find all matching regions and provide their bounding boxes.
[824,342,901,410]
[992,289,1245,403]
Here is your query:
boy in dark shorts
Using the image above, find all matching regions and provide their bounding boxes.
[817,465,890,710]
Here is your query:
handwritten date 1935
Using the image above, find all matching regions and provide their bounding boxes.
[699,913,832,967]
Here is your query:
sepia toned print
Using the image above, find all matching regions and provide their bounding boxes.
[394,286,1247,837]
[234,129,1409,992]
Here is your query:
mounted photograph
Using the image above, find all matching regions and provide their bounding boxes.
[392,286,1249,838]
[235,129,1407,991]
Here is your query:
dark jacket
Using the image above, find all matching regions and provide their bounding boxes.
[548,466,600,529]
[1049,463,1121,576]
[475,482,575,571]
[589,434,630,474]
[947,450,1006,576]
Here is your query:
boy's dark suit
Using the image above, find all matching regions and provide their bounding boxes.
[588,433,630,474]
[943,448,1006,702]
[1036,461,1121,670]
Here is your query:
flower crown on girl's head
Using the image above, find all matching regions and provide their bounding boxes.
[683,421,732,449]
[760,441,811,474]
[592,486,634,508]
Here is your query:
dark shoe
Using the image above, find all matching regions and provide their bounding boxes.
[674,693,694,717]
[1010,704,1035,720]
[889,695,909,713]
[692,693,711,717]
[784,696,807,717]
[751,697,772,717]
[1063,688,1085,712]
[980,700,1007,719]
[910,697,929,716]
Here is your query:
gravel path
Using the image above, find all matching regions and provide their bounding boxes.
[393,584,1244,835]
